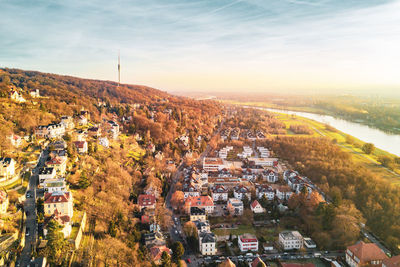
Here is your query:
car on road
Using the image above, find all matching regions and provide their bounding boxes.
[26,211,30,216]
[175,230,178,234]
[26,192,32,198]
[186,259,191,263]
[26,228,30,236]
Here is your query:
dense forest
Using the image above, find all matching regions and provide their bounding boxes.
[266,136,400,254]
[0,68,222,265]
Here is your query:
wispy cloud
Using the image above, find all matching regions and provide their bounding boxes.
[0,0,399,94]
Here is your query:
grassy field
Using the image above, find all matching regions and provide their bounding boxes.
[271,112,400,185]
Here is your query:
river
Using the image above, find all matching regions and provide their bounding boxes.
[250,107,400,157]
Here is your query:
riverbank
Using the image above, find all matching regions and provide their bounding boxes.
[272,111,400,184]
[223,101,400,185]
[220,99,400,135]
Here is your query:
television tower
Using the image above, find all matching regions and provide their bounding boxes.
[117,50,121,87]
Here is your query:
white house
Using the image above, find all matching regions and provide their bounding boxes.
[44,178,67,193]
[233,185,251,200]
[238,234,258,252]
[256,185,275,201]
[74,141,88,154]
[30,89,40,98]
[0,158,16,179]
[38,167,56,186]
[211,185,228,202]
[279,231,303,250]
[7,134,22,147]
[262,169,278,183]
[199,231,217,255]
[98,137,109,148]
[227,198,244,215]
[183,184,200,199]
[250,200,265,214]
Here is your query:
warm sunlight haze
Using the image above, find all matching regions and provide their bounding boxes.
[0,1,399,267]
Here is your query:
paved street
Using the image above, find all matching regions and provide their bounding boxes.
[19,150,47,267]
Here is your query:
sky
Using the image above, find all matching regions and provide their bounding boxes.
[1,0,400,95]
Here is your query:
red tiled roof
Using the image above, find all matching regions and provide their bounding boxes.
[138,194,156,207]
[74,141,86,148]
[347,241,388,263]
[383,255,400,267]
[251,200,261,209]
[150,245,171,261]
[44,191,71,204]
[186,196,214,207]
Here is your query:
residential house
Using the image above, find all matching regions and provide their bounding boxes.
[0,191,9,214]
[257,147,270,158]
[190,207,207,222]
[44,191,74,218]
[60,116,75,130]
[241,169,257,181]
[279,231,303,250]
[74,141,88,154]
[211,185,229,202]
[35,123,65,139]
[38,167,56,186]
[145,186,160,198]
[238,234,258,252]
[346,241,388,267]
[0,158,16,179]
[199,231,217,255]
[9,90,26,103]
[7,134,22,147]
[227,198,244,216]
[77,115,88,126]
[183,184,200,199]
[98,137,109,148]
[88,127,101,138]
[233,185,251,200]
[138,194,156,210]
[44,209,72,238]
[194,220,211,233]
[203,158,225,172]
[185,196,214,214]
[262,169,278,183]
[46,156,67,176]
[250,200,265,214]
[150,245,172,265]
[30,89,40,98]
[256,185,275,201]
[44,178,67,193]
[271,184,293,201]
[303,238,317,249]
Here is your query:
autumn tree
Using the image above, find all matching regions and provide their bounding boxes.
[171,241,184,262]
[362,143,375,154]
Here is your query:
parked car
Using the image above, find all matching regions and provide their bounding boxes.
[186,259,191,263]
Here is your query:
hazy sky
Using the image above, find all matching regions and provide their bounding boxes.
[1,0,400,95]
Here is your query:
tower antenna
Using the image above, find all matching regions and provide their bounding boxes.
[118,50,121,87]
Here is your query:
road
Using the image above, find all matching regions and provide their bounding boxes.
[165,120,225,266]
[19,149,47,267]
[201,250,345,266]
